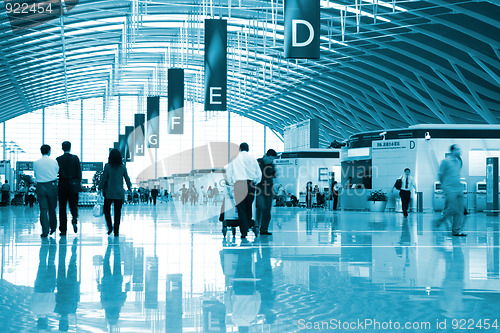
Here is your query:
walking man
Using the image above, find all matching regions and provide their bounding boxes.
[393,168,417,218]
[151,186,159,205]
[56,141,82,236]
[34,145,59,238]
[256,149,278,235]
[225,142,262,239]
[436,145,466,236]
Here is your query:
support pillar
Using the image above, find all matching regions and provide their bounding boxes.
[80,99,83,161]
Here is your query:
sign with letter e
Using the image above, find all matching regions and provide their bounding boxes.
[284,0,320,59]
[204,19,227,111]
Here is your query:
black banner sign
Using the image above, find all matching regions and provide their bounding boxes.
[168,69,184,134]
[147,96,160,148]
[204,19,227,111]
[125,126,134,162]
[284,0,320,59]
[118,134,127,162]
[134,114,146,156]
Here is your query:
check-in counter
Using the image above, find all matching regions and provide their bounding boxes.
[341,187,368,210]
[433,181,467,212]
[476,181,486,212]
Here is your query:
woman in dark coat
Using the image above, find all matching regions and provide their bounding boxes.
[99,149,132,236]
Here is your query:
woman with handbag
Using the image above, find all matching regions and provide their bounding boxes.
[98,149,132,236]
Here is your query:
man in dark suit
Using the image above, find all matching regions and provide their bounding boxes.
[56,141,82,236]
[151,186,159,205]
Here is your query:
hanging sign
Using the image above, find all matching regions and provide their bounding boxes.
[204,19,227,111]
[284,0,320,59]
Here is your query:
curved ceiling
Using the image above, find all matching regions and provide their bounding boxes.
[0,0,499,146]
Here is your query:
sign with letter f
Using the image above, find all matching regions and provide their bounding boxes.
[284,0,320,59]
[168,68,184,134]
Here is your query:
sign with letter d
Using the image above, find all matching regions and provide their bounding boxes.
[284,0,320,59]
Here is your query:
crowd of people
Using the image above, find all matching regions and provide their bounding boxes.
[1,141,468,240]
[177,183,221,205]
[28,142,132,238]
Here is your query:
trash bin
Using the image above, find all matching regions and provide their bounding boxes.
[416,192,423,212]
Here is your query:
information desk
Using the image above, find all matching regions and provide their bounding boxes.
[341,189,368,210]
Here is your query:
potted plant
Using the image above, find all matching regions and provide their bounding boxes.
[367,190,388,212]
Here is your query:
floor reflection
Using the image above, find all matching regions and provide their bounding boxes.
[55,237,79,331]
[1,204,500,332]
[99,239,127,329]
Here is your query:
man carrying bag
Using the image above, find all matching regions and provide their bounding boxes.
[392,168,417,218]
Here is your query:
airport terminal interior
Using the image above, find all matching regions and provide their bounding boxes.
[0,0,500,332]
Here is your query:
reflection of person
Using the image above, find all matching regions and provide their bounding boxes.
[256,149,277,236]
[393,168,417,218]
[99,241,127,327]
[439,238,465,318]
[435,145,466,236]
[55,237,80,331]
[34,145,59,237]
[99,149,132,237]
[56,141,82,236]
[225,143,262,239]
[31,238,56,330]
[394,219,411,257]
[220,245,261,330]
[256,238,275,324]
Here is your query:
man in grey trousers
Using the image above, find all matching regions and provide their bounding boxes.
[436,144,466,236]
[34,145,59,237]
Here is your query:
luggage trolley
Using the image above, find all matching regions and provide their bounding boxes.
[219,185,240,237]
[219,185,256,238]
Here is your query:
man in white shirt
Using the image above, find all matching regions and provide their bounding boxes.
[393,168,417,218]
[34,144,60,237]
[225,143,262,239]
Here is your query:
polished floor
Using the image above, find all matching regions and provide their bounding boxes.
[1,202,500,332]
